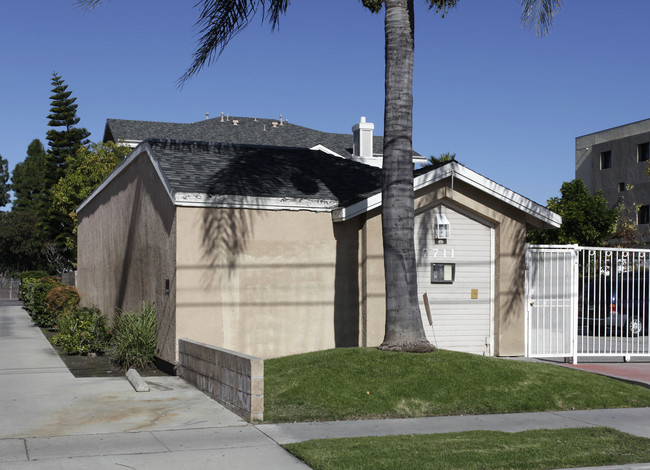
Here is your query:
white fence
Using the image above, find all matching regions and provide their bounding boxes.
[526,245,650,363]
[0,277,21,300]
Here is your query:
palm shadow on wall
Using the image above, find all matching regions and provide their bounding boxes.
[197,143,382,347]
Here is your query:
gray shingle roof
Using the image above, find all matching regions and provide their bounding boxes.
[145,140,383,207]
[104,116,425,159]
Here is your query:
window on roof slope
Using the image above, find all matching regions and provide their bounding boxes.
[600,151,612,170]
[618,182,626,192]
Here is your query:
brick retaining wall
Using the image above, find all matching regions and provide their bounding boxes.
[178,339,263,422]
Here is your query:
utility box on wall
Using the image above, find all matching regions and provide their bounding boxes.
[431,263,455,283]
[435,213,450,240]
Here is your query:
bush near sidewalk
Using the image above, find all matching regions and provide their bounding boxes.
[26,277,64,328]
[45,285,81,320]
[52,306,110,355]
[110,302,157,369]
[19,270,49,304]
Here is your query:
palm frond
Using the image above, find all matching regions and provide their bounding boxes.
[73,0,106,11]
[178,0,289,85]
[520,0,563,37]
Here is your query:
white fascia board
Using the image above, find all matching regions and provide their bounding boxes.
[332,192,383,221]
[174,193,337,211]
[309,144,344,158]
[76,142,175,214]
[115,139,140,148]
[434,163,561,228]
[333,162,561,228]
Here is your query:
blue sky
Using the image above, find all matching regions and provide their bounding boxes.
[1,0,650,206]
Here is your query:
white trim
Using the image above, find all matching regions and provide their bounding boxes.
[174,193,337,211]
[309,144,344,159]
[350,156,383,168]
[489,223,495,356]
[116,139,140,148]
[333,161,561,228]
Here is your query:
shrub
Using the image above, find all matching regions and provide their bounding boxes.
[19,270,49,306]
[45,285,81,323]
[52,306,110,355]
[110,302,158,369]
[28,278,63,328]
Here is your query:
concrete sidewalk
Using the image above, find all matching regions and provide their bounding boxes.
[0,302,309,469]
[257,407,650,444]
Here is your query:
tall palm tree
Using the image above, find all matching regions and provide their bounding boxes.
[77,0,562,351]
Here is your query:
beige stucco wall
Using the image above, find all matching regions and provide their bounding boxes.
[77,152,177,363]
[175,207,375,359]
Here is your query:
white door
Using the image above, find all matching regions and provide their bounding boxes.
[415,204,494,355]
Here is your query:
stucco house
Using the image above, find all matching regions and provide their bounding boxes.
[77,138,560,367]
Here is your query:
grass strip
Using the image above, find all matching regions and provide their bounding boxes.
[265,348,650,422]
[284,427,650,470]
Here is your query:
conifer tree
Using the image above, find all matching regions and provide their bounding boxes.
[9,139,50,271]
[12,139,48,214]
[45,72,90,187]
[44,72,90,258]
[0,154,9,208]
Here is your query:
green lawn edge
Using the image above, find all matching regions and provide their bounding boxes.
[264,348,650,423]
[283,427,650,470]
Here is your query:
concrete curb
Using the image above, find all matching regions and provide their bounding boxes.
[126,368,150,392]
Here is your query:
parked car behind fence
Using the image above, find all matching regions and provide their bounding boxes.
[579,273,649,337]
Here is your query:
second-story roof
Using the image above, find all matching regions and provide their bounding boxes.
[103,116,389,160]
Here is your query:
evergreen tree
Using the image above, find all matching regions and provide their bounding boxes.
[0,154,9,207]
[44,72,90,257]
[8,139,50,272]
[46,72,90,185]
[0,211,48,272]
[12,139,48,214]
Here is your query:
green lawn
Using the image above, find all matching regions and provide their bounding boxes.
[284,427,650,470]
[264,348,650,422]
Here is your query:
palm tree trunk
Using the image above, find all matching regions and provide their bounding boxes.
[379,0,433,352]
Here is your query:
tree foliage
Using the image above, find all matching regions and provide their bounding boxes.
[46,72,91,182]
[51,141,129,253]
[0,211,48,273]
[527,179,618,247]
[0,154,10,207]
[12,139,48,214]
[44,72,91,256]
[423,152,456,168]
[3,140,50,273]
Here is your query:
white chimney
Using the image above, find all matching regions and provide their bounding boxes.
[352,116,374,159]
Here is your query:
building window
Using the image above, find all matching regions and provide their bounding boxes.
[639,143,649,162]
[600,151,612,169]
[638,205,650,225]
[618,182,626,192]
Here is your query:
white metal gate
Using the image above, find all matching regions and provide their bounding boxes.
[526,245,650,363]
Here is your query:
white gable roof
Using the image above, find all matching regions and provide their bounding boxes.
[332,161,561,228]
